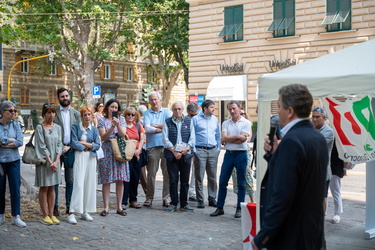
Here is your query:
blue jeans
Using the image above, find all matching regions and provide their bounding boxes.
[0,160,21,216]
[217,151,247,208]
[123,153,143,205]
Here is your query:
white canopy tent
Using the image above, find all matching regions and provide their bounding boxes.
[257,39,375,239]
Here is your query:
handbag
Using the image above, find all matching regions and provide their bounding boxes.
[110,137,127,162]
[22,125,46,165]
[122,134,137,161]
[110,134,137,162]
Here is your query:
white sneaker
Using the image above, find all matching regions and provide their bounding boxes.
[67,214,77,224]
[0,214,5,225]
[12,215,26,228]
[81,212,93,221]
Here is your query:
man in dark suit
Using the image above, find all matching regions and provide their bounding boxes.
[53,88,81,217]
[252,84,328,250]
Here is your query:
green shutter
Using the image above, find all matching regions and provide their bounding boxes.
[218,5,243,40]
[219,6,234,36]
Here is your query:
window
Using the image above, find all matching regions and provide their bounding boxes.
[218,5,243,42]
[127,67,133,81]
[322,0,351,32]
[48,89,58,105]
[20,88,30,105]
[268,0,295,37]
[50,63,57,75]
[21,57,29,73]
[104,65,111,79]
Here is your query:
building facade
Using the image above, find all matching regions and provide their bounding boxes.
[0,42,186,126]
[187,0,375,122]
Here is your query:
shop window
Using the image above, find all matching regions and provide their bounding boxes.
[20,88,30,105]
[268,0,295,38]
[48,89,58,105]
[321,0,351,32]
[218,5,243,42]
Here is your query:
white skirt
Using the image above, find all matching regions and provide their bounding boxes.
[69,151,97,213]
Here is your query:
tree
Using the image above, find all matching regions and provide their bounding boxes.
[5,0,134,106]
[127,0,189,107]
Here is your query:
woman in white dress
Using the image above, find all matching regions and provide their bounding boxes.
[67,106,100,224]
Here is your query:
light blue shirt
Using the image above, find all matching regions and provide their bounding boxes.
[0,120,24,163]
[191,111,221,151]
[144,107,172,149]
[162,115,195,150]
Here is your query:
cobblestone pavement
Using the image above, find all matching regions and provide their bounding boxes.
[0,135,373,249]
[1,179,245,250]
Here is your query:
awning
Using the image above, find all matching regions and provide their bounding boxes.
[206,75,247,101]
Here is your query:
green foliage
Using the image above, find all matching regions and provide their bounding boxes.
[125,0,189,85]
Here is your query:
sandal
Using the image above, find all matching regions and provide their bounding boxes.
[331,215,340,224]
[143,200,152,207]
[100,210,108,217]
[116,209,127,216]
[129,202,142,209]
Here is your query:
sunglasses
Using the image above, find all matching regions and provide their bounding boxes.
[5,109,17,113]
[44,104,55,107]
[126,113,136,117]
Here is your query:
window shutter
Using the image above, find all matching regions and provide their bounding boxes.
[224,6,233,26]
[16,55,22,73]
[234,5,243,24]
[111,64,115,80]
[57,66,62,76]
[123,66,128,81]
[134,67,138,82]
[100,66,104,79]
[44,61,50,75]
[29,60,35,74]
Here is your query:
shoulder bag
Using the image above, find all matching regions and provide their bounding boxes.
[22,125,47,165]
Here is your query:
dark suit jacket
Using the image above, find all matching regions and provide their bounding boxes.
[254,119,328,250]
[54,106,81,143]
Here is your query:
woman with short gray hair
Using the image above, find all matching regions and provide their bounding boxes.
[0,101,26,227]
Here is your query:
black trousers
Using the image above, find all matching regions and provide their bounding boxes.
[166,155,192,207]
[123,153,143,204]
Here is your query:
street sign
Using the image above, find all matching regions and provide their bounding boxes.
[92,86,101,98]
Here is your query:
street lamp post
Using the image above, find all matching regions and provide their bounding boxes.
[7,53,54,101]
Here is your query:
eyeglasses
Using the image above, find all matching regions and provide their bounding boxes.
[126,113,136,117]
[44,104,55,107]
[5,109,17,113]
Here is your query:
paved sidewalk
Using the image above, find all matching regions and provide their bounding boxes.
[0,134,373,249]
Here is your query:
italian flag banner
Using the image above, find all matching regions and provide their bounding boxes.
[322,95,375,164]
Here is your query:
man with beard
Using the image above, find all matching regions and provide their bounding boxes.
[53,88,81,217]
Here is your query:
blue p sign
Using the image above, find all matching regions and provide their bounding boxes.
[92,86,101,98]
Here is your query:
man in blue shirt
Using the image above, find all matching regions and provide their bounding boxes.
[143,91,172,207]
[191,99,221,209]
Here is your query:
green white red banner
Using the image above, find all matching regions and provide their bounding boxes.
[322,95,375,164]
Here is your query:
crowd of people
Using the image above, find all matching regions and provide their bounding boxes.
[0,84,350,250]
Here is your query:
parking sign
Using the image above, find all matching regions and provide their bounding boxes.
[92,86,101,98]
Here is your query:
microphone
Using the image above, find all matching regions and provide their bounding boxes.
[265,116,280,158]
